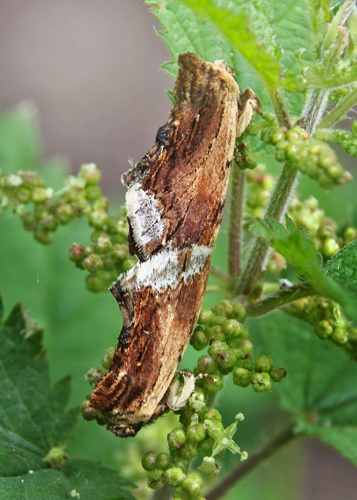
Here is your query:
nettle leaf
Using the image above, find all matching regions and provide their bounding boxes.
[250,218,357,323]
[146,0,312,115]
[257,313,357,464]
[325,240,357,293]
[0,296,136,500]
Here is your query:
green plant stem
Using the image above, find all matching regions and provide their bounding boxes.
[318,87,357,129]
[303,86,329,134]
[246,282,316,317]
[228,166,246,278]
[236,160,299,296]
[210,265,232,284]
[205,425,296,500]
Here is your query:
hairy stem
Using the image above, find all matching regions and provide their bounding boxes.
[205,425,296,500]
[228,166,246,278]
[318,87,357,129]
[236,160,299,296]
[246,282,317,317]
[303,86,329,135]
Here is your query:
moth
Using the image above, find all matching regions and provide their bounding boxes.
[86,53,261,437]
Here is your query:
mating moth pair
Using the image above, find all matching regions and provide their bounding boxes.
[85,53,261,437]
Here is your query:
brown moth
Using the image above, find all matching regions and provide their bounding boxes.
[86,53,261,437]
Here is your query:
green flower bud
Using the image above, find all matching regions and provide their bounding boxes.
[199,408,222,423]
[207,325,225,343]
[217,350,237,374]
[39,214,58,232]
[22,212,37,231]
[231,301,245,320]
[93,197,109,211]
[186,423,206,444]
[164,467,186,487]
[95,236,113,254]
[198,308,213,325]
[242,356,254,371]
[168,428,187,450]
[56,203,75,224]
[197,436,215,456]
[80,401,97,421]
[331,327,348,345]
[233,367,251,387]
[141,451,157,471]
[181,472,203,498]
[270,367,287,382]
[72,199,90,216]
[86,273,105,293]
[156,452,170,471]
[44,447,67,469]
[85,367,105,388]
[179,408,195,428]
[251,372,272,392]
[195,355,218,375]
[85,185,102,200]
[208,340,227,360]
[241,340,253,355]
[213,299,233,318]
[102,347,115,370]
[147,469,165,490]
[31,187,48,204]
[34,229,53,245]
[79,163,102,185]
[69,243,84,262]
[112,243,128,260]
[223,319,248,341]
[178,443,198,461]
[16,187,31,204]
[315,320,333,340]
[209,314,226,327]
[198,456,220,478]
[190,327,209,351]
[83,254,104,273]
[88,209,109,229]
[255,355,274,373]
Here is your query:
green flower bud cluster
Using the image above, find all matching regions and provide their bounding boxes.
[69,201,136,293]
[289,297,357,360]
[0,165,134,291]
[306,2,357,87]
[261,126,352,189]
[328,87,350,103]
[190,300,286,394]
[234,135,257,171]
[332,122,357,157]
[246,164,274,217]
[288,196,341,259]
[143,394,246,499]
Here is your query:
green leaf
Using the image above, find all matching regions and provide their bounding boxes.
[146,0,312,115]
[325,240,357,293]
[250,218,357,323]
[0,300,136,499]
[256,313,357,463]
[0,104,41,174]
[175,0,282,89]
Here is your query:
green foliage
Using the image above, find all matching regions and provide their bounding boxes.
[258,312,357,464]
[2,0,357,499]
[0,297,135,500]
